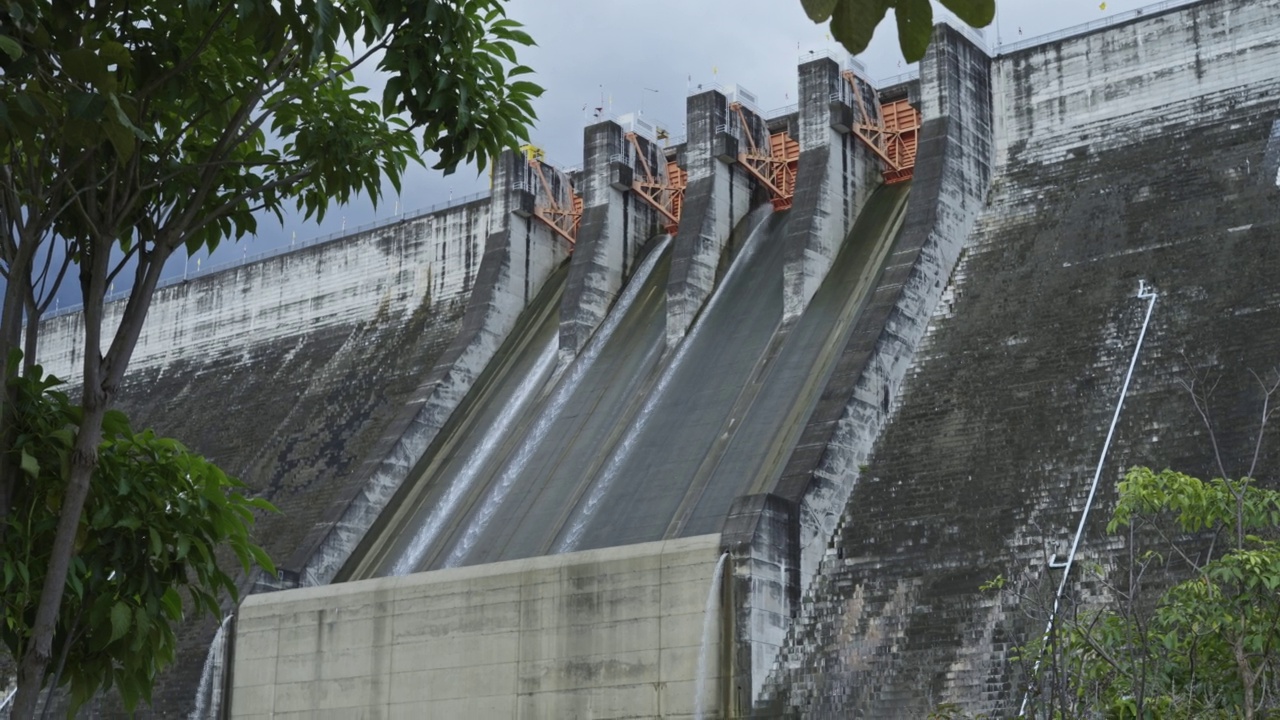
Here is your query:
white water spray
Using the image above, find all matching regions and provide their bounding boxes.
[694,552,729,720]
[189,613,233,720]
[390,334,559,575]
[443,236,674,568]
[0,684,15,716]
[556,209,774,553]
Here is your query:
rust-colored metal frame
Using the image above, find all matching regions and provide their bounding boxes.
[843,70,922,185]
[732,103,799,211]
[530,159,582,249]
[626,132,687,234]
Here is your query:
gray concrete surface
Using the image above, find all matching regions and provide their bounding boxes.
[763,1,1280,715]
[231,535,728,719]
[666,89,761,348]
[560,120,666,361]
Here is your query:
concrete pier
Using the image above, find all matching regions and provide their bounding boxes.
[780,57,882,323]
[559,119,664,360]
[775,22,994,592]
[666,89,761,348]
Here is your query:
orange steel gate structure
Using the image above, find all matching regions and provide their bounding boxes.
[529,158,582,249]
[626,132,687,234]
[843,70,922,185]
[732,102,800,211]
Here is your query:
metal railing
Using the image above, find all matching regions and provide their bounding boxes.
[687,79,725,97]
[996,0,1202,54]
[937,15,992,53]
[1018,281,1160,717]
[797,48,869,77]
[765,103,799,120]
[44,189,492,320]
[877,68,921,88]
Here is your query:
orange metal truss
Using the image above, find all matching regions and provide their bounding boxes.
[732,103,799,211]
[626,132,687,233]
[530,159,582,249]
[843,70,922,185]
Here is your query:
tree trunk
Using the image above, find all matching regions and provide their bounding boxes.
[10,399,107,719]
[22,289,40,377]
[0,247,36,539]
[1235,637,1255,720]
[10,230,115,719]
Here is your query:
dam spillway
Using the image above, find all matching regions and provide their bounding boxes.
[346,183,909,578]
[26,0,1280,716]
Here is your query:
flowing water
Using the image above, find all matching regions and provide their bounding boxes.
[556,207,785,553]
[189,613,232,720]
[390,334,559,575]
[345,263,569,579]
[681,183,911,533]
[694,552,729,720]
[440,236,673,568]
[351,185,910,579]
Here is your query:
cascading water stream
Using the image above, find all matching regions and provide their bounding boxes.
[695,552,729,720]
[442,236,673,568]
[389,334,560,575]
[0,684,15,716]
[189,613,233,720]
[555,210,774,553]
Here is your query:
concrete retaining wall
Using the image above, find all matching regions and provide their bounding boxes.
[993,0,1280,165]
[38,201,488,383]
[231,535,728,719]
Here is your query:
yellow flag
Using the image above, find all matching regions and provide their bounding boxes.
[1099,1,1107,9]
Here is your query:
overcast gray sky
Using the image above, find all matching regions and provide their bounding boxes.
[177,0,1182,279]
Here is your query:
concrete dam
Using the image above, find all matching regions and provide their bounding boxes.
[26,0,1280,716]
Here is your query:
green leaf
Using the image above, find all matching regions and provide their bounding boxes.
[801,0,839,22]
[60,47,111,87]
[110,601,131,643]
[67,90,107,121]
[161,588,183,621]
[0,34,21,61]
[830,0,889,56]
[249,544,276,575]
[20,449,39,478]
[895,0,934,63]
[938,0,995,27]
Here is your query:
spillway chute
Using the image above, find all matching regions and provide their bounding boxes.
[432,234,675,570]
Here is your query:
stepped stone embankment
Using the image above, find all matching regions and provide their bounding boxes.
[762,1,1280,711]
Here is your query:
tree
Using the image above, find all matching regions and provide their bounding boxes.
[1003,371,1280,719]
[1067,468,1280,718]
[799,0,996,62]
[0,0,543,714]
[1,361,277,714]
[989,468,1280,719]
